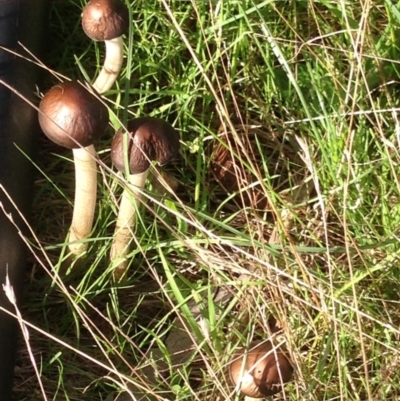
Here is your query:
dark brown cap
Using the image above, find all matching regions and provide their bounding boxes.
[111,117,180,175]
[38,81,109,149]
[82,0,129,41]
[229,340,293,398]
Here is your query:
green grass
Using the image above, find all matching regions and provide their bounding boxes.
[9,0,400,400]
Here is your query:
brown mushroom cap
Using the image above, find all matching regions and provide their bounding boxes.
[111,117,180,175]
[82,0,129,41]
[38,81,109,149]
[229,340,293,398]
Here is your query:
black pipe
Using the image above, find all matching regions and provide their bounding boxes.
[0,1,49,399]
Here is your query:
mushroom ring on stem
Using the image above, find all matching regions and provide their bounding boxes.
[229,340,293,398]
[110,117,180,278]
[38,80,109,256]
[82,0,129,94]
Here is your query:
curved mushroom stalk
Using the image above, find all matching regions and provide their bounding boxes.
[109,169,149,276]
[68,145,98,255]
[110,117,180,279]
[82,0,129,94]
[92,36,124,94]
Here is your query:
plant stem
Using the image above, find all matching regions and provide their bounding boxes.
[69,145,98,256]
[110,169,149,278]
[93,37,124,94]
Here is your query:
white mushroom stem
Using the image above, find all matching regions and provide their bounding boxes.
[92,37,124,94]
[110,169,149,277]
[68,145,98,256]
[69,35,124,256]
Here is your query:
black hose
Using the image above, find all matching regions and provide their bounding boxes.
[0,1,49,399]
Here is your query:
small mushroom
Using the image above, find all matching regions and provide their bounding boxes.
[38,80,109,256]
[229,340,293,398]
[82,0,129,93]
[110,117,180,278]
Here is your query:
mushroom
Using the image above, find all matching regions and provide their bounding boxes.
[110,117,180,278]
[81,0,129,94]
[229,340,293,398]
[38,80,109,256]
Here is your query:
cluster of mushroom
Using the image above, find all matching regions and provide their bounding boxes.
[38,0,180,278]
[38,0,294,398]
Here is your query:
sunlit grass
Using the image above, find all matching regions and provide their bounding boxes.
[9,1,400,400]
